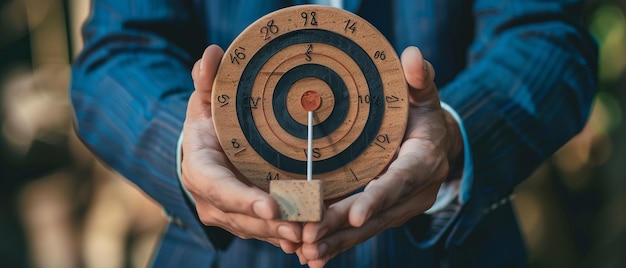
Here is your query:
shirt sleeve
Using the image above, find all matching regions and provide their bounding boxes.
[70,0,231,252]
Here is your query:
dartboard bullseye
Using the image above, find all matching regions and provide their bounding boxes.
[212,5,408,199]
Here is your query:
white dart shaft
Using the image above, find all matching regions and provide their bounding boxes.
[307,111,313,181]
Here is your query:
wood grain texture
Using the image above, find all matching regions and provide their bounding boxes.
[212,5,408,199]
[270,180,323,222]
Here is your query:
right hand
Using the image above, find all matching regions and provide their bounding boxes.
[181,45,303,253]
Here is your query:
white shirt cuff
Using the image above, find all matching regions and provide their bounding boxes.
[177,130,196,205]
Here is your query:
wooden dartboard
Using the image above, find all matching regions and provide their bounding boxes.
[212,5,408,199]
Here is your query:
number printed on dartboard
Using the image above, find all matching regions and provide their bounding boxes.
[260,19,279,40]
[212,5,408,199]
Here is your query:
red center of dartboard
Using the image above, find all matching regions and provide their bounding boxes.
[301,90,322,112]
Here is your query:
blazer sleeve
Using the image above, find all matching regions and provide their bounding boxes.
[439,0,598,204]
[69,0,232,252]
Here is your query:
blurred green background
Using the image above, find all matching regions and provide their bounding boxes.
[0,0,625,267]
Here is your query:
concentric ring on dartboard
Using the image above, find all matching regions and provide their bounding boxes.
[254,44,368,159]
[211,5,409,198]
[273,64,347,139]
[287,78,334,126]
[254,44,361,152]
[237,28,384,175]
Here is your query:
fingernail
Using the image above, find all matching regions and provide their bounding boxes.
[252,201,272,219]
[317,242,328,257]
[278,225,298,242]
[200,56,205,72]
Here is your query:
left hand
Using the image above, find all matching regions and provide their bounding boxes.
[296,46,464,267]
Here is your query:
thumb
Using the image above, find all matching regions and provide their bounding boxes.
[401,46,440,108]
[188,45,225,118]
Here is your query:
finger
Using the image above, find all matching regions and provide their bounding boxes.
[192,44,224,97]
[186,164,279,220]
[307,259,328,268]
[279,239,301,254]
[295,248,309,265]
[349,137,444,227]
[401,46,440,109]
[303,187,438,265]
[302,194,359,244]
[182,143,279,220]
[347,166,414,227]
[266,238,281,247]
[195,198,302,243]
[188,45,225,118]
[301,219,378,265]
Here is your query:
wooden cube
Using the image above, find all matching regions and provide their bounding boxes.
[270,180,323,222]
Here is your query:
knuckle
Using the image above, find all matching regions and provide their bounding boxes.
[399,173,416,191]
[397,177,416,199]
[228,219,252,240]
[227,214,244,231]
[180,173,192,189]
[409,72,427,88]
[197,209,217,226]
[204,186,226,209]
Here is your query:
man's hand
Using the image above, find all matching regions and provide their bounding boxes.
[298,46,464,267]
[181,45,303,252]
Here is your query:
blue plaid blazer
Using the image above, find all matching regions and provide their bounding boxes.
[70,0,597,267]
